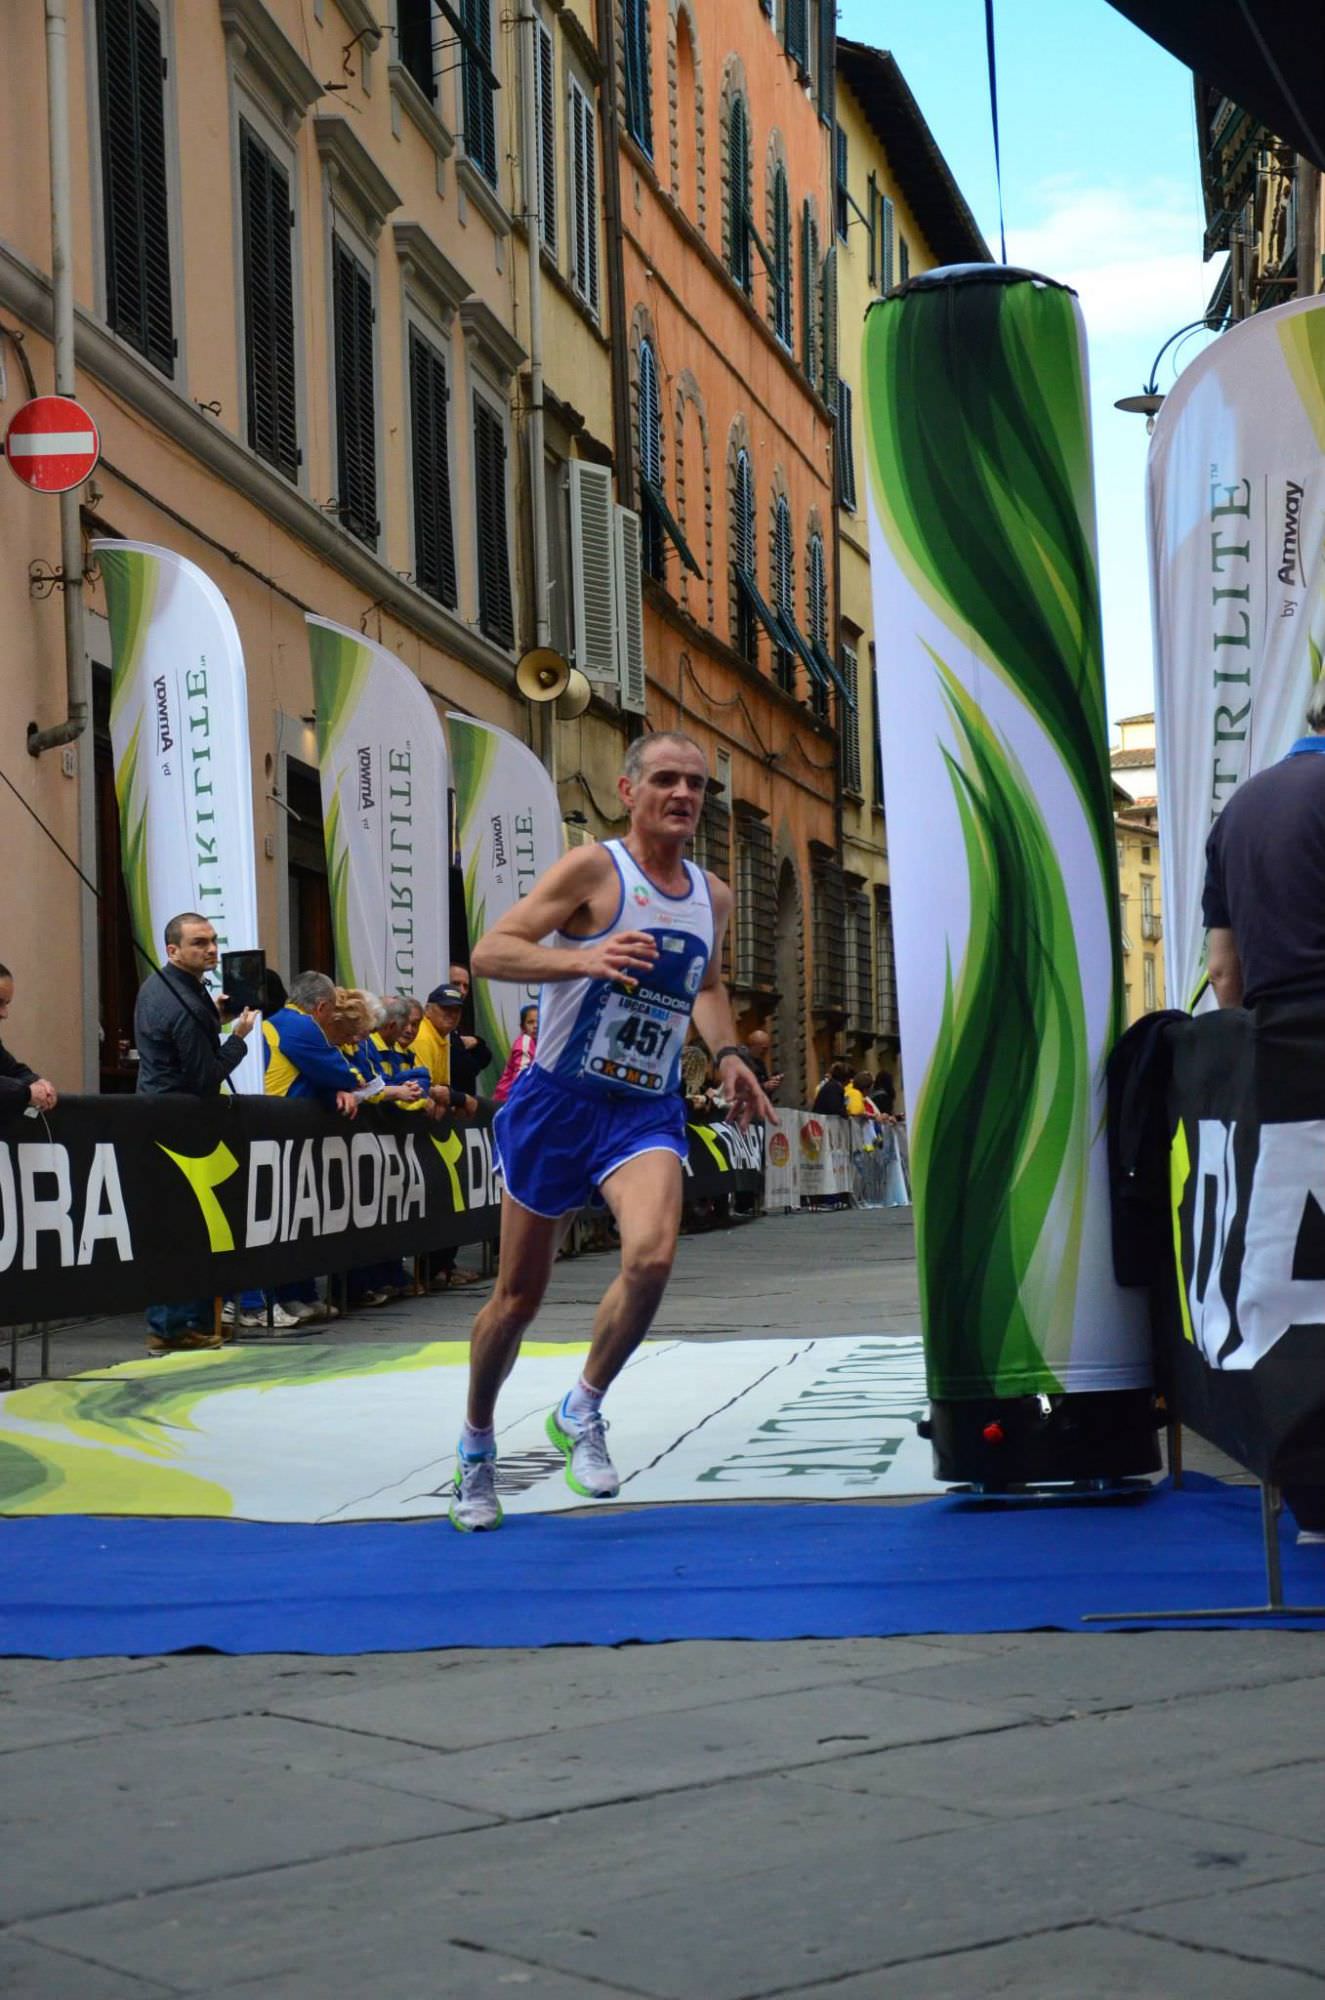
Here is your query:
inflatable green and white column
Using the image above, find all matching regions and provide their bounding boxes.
[863,266,1154,1483]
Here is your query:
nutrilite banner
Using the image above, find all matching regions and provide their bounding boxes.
[446,713,562,1080]
[862,266,1149,1400]
[1149,295,1325,1011]
[307,617,449,998]
[95,541,262,1093]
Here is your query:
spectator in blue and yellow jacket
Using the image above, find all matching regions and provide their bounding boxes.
[261,970,365,1324]
[372,996,432,1097]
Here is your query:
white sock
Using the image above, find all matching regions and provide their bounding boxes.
[563,1375,605,1423]
[459,1421,495,1459]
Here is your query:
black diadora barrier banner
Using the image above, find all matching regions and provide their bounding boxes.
[0,1096,764,1324]
[1160,1003,1325,1487]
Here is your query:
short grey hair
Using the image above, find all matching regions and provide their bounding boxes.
[622,730,706,786]
[381,996,412,1026]
[1307,678,1325,734]
[289,970,336,1010]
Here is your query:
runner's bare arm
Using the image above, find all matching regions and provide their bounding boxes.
[693,876,779,1129]
[471,845,660,986]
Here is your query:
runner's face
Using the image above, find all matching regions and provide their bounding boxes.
[627,744,708,840]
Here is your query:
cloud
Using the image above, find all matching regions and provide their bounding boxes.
[1007,179,1214,346]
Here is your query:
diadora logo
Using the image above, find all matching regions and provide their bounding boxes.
[158,1132,429,1251]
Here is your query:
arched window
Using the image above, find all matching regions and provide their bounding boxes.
[727,95,751,292]
[732,446,756,660]
[638,336,664,578]
[800,198,820,384]
[673,7,702,224]
[772,494,794,691]
[624,0,653,154]
[808,529,828,715]
[771,161,792,348]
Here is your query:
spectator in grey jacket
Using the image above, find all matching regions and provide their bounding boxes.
[0,963,57,1117]
[135,913,258,1354]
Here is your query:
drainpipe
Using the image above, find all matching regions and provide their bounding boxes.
[29,0,89,761]
[517,0,556,785]
[595,0,634,505]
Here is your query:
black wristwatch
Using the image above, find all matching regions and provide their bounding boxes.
[713,1045,743,1065]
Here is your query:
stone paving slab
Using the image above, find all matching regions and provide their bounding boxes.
[860,1629,1325,1719]
[441,1800,1324,1999]
[0,1936,178,2000]
[1116,1871,1325,1981]
[204,1941,643,2000]
[12,1775,981,1990]
[266,1635,972,1753]
[795,1671,1325,1819]
[0,1724,494,1925]
[354,1679,1026,1816]
[785,1922,1325,1999]
[1129,1757,1325,1848]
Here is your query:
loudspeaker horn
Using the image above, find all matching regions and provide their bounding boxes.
[557,667,592,720]
[516,647,571,703]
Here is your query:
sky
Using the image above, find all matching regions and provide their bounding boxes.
[837,0,1219,730]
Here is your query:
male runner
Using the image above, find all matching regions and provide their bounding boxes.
[450,730,776,1530]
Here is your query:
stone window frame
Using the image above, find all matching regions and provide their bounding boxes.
[665,0,706,234]
[726,412,757,661]
[764,128,792,349]
[718,54,752,290]
[673,369,714,625]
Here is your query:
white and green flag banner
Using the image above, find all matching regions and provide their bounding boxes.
[862,267,1148,1399]
[307,617,450,998]
[446,713,562,1080]
[1148,295,1325,1011]
[94,540,262,1093]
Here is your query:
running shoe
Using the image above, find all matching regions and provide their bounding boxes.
[449,1450,503,1532]
[546,1401,620,1499]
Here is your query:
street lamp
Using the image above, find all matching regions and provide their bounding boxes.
[1114,316,1224,428]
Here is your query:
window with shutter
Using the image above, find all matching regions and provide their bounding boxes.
[820,244,838,408]
[732,448,757,663]
[614,506,647,712]
[623,0,653,155]
[848,890,874,1033]
[816,0,834,122]
[834,124,848,238]
[866,173,878,284]
[875,887,898,1035]
[570,460,618,681]
[880,193,895,293]
[734,814,776,991]
[408,325,458,608]
[800,202,819,385]
[461,0,498,185]
[772,496,794,693]
[638,339,664,580]
[331,235,378,547]
[728,97,751,293]
[899,234,910,283]
[398,0,436,99]
[569,80,600,313]
[532,18,557,254]
[96,0,175,375]
[771,164,792,348]
[784,0,807,71]
[836,378,856,512]
[840,644,861,793]
[473,391,514,646]
[240,122,299,483]
[807,531,828,717]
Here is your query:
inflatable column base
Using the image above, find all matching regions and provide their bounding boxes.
[921,1389,1162,1487]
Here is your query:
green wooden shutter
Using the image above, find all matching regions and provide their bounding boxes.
[474,394,514,646]
[461,0,498,184]
[624,0,653,154]
[96,0,175,375]
[773,165,792,347]
[332,236,377,547]
[821,244,838,407]
[409,326,458,608]
[240,122,299,483]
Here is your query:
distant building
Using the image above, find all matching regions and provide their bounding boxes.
[1114,781,1165,1023]
[1110,711,1157,806]
[1196,84,1323,323]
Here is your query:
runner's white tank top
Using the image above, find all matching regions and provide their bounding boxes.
[534,840,714,1098]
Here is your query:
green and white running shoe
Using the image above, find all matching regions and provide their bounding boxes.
[546,1401,620,1499]
[449,1450,503,1531]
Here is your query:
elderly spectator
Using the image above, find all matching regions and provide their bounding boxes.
[0,963,57,1117]
[493,1005,539,1105]
[262,971,365,1324]
[132,914,260,1354]
[372,996,432,1092]
[335,990,424,1308]
[404,996,424,1046]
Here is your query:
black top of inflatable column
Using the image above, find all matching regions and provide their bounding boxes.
[879,264,1080,307]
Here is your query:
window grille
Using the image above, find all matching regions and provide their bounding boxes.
[408,326,458,608]
[847,889,873,1033]
[693,796,733,978]
[734,815,776,990]
[811,846,849,1012]
[875,888,899,1035]
[96,0,175,375]
[569,80,600,313]
[331,236,378,547]
[473,392,514,646]
[239,122,298,482]
[623,0,652,154]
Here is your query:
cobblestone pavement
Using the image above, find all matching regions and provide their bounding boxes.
[3,1209,1322,1998]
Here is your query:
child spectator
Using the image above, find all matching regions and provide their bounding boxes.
[492,1005,539,1104]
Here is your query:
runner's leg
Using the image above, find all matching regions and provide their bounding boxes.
[464,1191,570,1428]
[581,1148,685,1390]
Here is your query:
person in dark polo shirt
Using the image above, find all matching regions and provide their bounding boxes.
[1203,683,1325,1543]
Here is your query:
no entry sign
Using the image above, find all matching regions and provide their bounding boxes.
[4,394,100,493]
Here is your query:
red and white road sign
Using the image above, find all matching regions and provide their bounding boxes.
[4,394,100,493]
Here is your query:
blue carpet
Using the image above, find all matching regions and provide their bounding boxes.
[3,1477,1323,1657]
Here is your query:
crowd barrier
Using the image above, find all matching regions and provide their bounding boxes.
[1152,1001,1325,1493]
[0,1095,764,1327]
[763,1110,910,1212]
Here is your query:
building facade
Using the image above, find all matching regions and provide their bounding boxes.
[1197,82,1323,322]
[830,40,988,1099]
[1115,789,1165,1024]
[1,0,629,1090]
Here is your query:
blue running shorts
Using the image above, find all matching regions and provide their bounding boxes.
[492,1065,688,1218]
